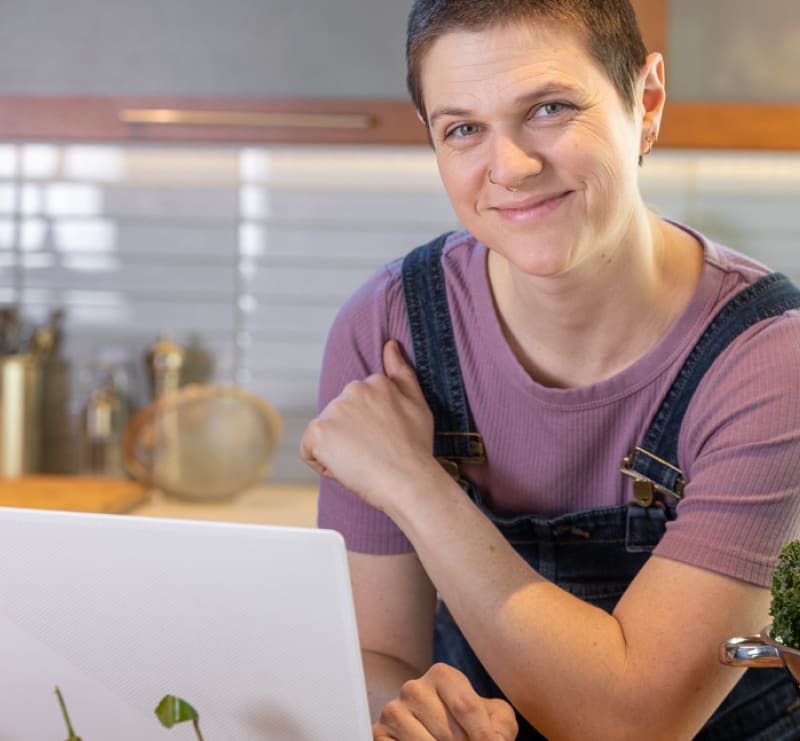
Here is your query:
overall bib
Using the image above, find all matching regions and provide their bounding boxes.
[401,234,800,740]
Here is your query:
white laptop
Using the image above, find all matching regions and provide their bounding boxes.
[0,506,372,740]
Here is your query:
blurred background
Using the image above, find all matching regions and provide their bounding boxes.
[0,0,798,485]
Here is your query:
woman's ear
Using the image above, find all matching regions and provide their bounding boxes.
[639,52,666,141]
[416,109,435,149]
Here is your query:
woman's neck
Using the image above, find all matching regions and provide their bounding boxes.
[487,213,704,388]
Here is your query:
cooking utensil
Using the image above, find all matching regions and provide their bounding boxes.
[720,625,800,685]
[145,334,184,400]
[0,353,43,476]
[0,307,21,356]
[122,383,282,501]
[81,370,129,478]
[27,308,63,360]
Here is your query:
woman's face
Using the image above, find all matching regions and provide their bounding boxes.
[419,22,657,279]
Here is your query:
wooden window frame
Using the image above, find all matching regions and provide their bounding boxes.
[0,2,796,151]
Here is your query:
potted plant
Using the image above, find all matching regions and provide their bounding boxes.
[720,540,800,684]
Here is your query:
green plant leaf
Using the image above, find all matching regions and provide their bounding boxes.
[154,695,199,728]
[54,686,82,741]
[771,540,800,649]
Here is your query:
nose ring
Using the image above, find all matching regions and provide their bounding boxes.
[488,169,520,192]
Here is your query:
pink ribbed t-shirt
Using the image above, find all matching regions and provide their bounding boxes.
[316,225,800,587]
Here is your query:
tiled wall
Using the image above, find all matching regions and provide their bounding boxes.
[1,144,799,481]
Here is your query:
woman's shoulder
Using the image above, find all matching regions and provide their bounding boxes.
[334,254,404,324]
[401,228,484,278]
[681,293,800,468]
[320,257,405,387]
[693,226,780,295]
[319,230,483,403]
[671,223,796,336]
[693,229,800,390]
[331,228,484,332]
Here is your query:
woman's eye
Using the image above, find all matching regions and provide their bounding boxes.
[445,123,480,139]
[532,102,571,118]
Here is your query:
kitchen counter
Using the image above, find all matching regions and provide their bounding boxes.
[130,483,319,527]
[0,476,319,527]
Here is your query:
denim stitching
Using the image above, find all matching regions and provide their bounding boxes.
[402,233,481,460]
[403,241,800,739]
[633,273,800,489]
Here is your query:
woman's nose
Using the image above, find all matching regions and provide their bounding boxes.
[488,136,543,190]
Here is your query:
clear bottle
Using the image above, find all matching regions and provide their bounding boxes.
[80,365,129,477]
[145,334,185,400]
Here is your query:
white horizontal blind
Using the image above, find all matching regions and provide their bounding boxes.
[0,144,458,481]
[1,144,799,481]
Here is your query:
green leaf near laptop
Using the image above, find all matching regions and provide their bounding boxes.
[770,540,800,649]
[54,687,204,740]
[54,686,82,741]
[154,695,205,741]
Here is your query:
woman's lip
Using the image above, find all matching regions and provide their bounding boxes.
[492,191,572,221]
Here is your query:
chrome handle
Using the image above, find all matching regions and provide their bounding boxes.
[119,108,374,130]
[719,635,784,669]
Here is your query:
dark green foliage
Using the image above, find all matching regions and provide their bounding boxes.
[770,541,800,649]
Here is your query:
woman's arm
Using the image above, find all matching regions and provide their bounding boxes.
[302,340,770,740]
[398,475,768,740]
[349,550,437,719]
[351,550,519,740]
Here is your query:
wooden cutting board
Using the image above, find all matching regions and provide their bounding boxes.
[0,475,149,513]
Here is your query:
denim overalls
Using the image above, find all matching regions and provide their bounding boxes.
[401,233,800,740]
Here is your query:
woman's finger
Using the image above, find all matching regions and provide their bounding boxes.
[374,697,443,740]
[373,664,517,741]
[435,677,499,741]
[394,673,470,740]
[486,698,519,741]
[382,339,427,405]
[298,418,326,473]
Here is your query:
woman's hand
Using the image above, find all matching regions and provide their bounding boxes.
[300,339,442,511]
[372,663,518,741]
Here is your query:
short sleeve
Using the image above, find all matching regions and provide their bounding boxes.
[655,311,800,586]
[315,259,417,554]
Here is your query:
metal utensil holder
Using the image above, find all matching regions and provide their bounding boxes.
[0,354,43,477]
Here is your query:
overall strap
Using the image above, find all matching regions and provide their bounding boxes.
[401,233,485,473]
[622,271,800,506]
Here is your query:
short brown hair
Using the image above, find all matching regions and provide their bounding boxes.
[406,0,648,121]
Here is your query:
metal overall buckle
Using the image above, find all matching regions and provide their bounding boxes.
[620,447,685,508]
[436,432,486,481]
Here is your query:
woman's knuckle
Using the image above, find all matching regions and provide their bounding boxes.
[398,677,424,701]
[341,379,363,396]
[379,698,403,724]
[449,692,481,718]
[428,661,453,679]
[302,418,321,439]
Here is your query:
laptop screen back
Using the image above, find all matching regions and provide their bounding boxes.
[0,506,371,740]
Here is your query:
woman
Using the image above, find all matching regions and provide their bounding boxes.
[301,1,800,738]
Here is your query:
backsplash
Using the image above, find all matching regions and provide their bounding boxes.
[1,144,799,481]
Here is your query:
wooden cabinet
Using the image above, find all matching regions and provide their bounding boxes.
[0,0,421,145]
[0,2,797,150]
[0,96,424,146]
[631,0,800,150]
